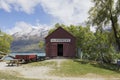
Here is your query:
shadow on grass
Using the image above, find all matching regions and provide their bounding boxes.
[73,59,89,64]
[91,63,120,73]
[73,59,120,73]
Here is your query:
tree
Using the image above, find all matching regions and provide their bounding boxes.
[39,41,45,52]
[89,0,120,51]
[48,23,66,34]
[92,31,114,62]
[0,31,13,54]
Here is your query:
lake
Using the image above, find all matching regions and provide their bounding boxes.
[9,52,46,57]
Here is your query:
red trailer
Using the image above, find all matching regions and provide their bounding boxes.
[15,54,37,63]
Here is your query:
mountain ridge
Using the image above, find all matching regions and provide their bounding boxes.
[11,27,49,52]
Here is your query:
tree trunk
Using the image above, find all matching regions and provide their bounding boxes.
[110,15,120,51]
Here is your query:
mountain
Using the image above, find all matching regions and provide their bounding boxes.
[11,27,49,53]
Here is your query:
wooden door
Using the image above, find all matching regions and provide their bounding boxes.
[50,43,57,57]
[63,43,70,57]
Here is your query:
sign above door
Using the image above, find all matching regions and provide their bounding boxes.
[50,38,71,42]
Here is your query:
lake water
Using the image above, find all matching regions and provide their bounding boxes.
[9,52,46,57]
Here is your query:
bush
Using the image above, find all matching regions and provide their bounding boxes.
[112,53,120,60]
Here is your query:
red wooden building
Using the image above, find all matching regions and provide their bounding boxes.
[45,27,76,57]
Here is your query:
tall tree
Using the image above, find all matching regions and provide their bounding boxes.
[89,0,120,51]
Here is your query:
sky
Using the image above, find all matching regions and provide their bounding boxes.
[0,0,93,34]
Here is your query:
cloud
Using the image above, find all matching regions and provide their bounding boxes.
[0,0,92,25]
[13,0,40,14]
[1,0,94,34]
[0,0,11,12]
[7,21,51,35]
[0,0,40,14]
[39,0,93,25]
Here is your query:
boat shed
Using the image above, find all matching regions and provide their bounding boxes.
[45,27,76,58]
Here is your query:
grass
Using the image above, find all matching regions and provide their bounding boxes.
[51,59,120,77]
[0,71,38,80]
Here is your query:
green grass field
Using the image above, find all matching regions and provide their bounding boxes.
[51,59,120,77]
[27,59,120,77]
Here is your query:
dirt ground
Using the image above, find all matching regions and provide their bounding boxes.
[0,59,119,80]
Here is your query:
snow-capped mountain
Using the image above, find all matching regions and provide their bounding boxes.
[12,27,49,40]
[11,27,49,52]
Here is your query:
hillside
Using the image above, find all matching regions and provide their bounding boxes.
[11,27,48,52]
